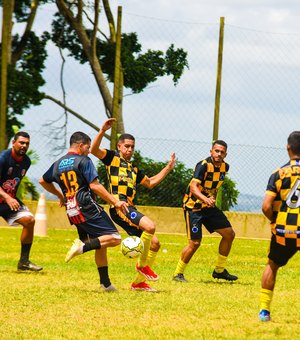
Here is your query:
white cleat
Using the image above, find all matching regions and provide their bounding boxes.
[65,239,84,263]
[101,284,118,292]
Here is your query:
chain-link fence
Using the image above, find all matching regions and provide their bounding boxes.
[20,12,300,211]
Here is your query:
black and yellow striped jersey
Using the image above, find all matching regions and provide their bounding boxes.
[101,149,147,206]
[183,156,229,211]
[265,158,300,246]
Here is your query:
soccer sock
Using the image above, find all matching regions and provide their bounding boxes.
[260,288,273,311]
[174,259,187,276]
[134,250,158,284]
[138,232,153,268]
[215,254,227,273]
[98,266,111,288]
[83,238,101,253]
[20,243,32,262]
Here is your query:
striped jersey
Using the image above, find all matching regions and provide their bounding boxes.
[265,158,300,246]
[183,156,229,211]
[101,149,146,206]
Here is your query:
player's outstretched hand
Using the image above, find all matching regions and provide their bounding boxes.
[168,152,176,170]
[101,118,116,132]
[115,200,129,214]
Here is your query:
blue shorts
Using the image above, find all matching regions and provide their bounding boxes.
[109,206,144,237]
[268,234,300,267]
[184,207,231,240]
[76,210,119,241]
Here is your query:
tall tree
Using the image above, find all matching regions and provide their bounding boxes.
[0,0,49,146]
[51,0,188,146]
[0,0,14,149]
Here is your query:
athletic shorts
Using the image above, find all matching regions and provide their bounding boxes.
[109,206,144,237]
[76,210,120,241]
[184,207,231,240]
[268,234,300,267]
[0,203,33,226]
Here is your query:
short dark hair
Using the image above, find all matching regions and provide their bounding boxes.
[118,133,135,143]
[70,131,91,146]
[288,131,300,154]
[212,139,227,149]
[14,131,30,141]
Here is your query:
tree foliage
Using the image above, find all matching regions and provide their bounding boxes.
[50,13,188,94]
[216,176,239,211]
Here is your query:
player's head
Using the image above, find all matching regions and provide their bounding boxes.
[287,131,300,156]
[210,140,227,166]
[117,133,135,161]
[12,131,30,156]
[70,131,91,156]
[212,139,227,150]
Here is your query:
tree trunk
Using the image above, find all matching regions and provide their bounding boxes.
[0,0,15,149]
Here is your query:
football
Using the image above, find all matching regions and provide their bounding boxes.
[121,236,144,259]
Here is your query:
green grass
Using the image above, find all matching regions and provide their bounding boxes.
[1,227,300,339]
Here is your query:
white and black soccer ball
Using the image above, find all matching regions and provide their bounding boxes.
[121,236,144,259]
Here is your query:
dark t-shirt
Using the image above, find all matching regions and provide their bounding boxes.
[0,148,31,214]
[43,152,102,224]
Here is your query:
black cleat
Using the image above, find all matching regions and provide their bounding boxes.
[173,273,188,283]
[18,261,43,272]
[212,269,238,281]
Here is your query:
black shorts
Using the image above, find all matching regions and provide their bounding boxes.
[109,206,144,237]
[184,207,231,240]
[76,210,119,241]
[268,234,300,267]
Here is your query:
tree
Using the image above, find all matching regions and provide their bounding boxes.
[1,0,188,151]
[216,176,239,211]
[0,0,49,147]
[51,0,188,147]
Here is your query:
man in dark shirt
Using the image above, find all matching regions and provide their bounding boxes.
[39,131,128,291]
[0,131,42,271]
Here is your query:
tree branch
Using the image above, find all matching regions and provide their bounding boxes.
[11,0,39,65]
[102,0,116,42]
[44,94,111,140]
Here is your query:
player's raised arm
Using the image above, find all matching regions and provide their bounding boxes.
[91,118,116,159]
[142,152,176,189]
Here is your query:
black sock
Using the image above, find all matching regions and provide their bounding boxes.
[20,243,32,262]
[83,238,101,253]
[98,266,111,288]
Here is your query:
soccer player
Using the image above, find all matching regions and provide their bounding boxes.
[39,131,128,291]
[91,118,176,292]
[0,131,43,271]
[259,131,300,321]
[173,140,238,283]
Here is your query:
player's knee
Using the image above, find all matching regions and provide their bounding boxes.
[143,222,156,234]
[112,233,121,245]
[22,215,35,229]
[190,239,201,250]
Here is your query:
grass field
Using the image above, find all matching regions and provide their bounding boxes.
[1,227,300,340]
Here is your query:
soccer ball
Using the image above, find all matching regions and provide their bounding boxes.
[121,236,144,259]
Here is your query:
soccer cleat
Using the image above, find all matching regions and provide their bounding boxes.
[17,260,43,272]
[65,239,84,263]
[212,269,238,281]
[173,273,188,283]
[136,264,159,281]
[101,284,118,292]
[259,309,271,322]
[131,281,157,292]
